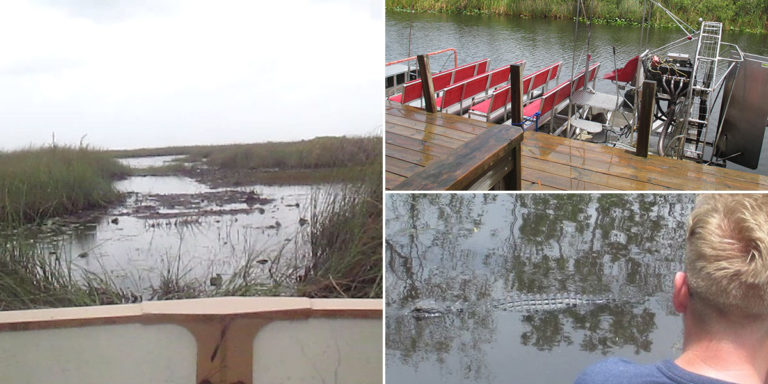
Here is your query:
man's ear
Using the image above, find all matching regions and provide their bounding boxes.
[673,271,690,314]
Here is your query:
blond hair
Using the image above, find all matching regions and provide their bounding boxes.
[686,194,768,316]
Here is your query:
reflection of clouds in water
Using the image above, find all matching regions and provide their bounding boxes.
[26,178,319,295]
[386,194,694,383]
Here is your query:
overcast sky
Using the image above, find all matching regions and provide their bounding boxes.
[0,0,382,150]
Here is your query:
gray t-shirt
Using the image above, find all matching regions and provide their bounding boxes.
[574,358,735,384]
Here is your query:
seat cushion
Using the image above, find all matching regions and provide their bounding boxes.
[523,99,542,117]
[434,95,443,108]
[470,99,491,114]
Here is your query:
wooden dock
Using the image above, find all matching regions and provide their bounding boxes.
[386,103,768,191]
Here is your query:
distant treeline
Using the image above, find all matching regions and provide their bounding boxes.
[386,0,768,32]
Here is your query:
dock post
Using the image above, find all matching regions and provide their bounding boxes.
[636,80,656,157]
[509,64,523,127]
[417,54,437,113]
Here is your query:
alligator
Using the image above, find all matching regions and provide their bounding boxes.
[410,299,465,319]
[408,293,623,319]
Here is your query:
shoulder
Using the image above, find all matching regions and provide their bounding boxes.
[573,358,666,384]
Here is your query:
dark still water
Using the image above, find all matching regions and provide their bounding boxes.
[385,193,696,383]
[386,11,768,175]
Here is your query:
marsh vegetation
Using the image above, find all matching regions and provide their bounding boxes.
[0,136,382,310]
[386,0,768,33]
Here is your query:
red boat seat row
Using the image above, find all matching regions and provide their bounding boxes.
[529,61,562,95]
[387,59,490,105]
[468,62,562,123]
[436,61,525,114]
[521,62,600,130]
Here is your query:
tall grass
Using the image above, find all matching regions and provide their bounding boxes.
[386,0,768,32]
[111,136,381,171]
[188,136,381,171]
[0,237,129,310]
[298,162,383,298]
[0,145,129,225]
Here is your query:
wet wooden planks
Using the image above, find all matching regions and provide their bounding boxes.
[521,131,768,191]
[386,103,522,190]
[386,103,768,191]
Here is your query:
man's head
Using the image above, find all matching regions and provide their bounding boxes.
[681,194,768,320]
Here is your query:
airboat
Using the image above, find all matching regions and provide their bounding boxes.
[386,0,768,171]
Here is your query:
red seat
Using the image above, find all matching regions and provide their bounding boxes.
[523,99,542,117]
[468,63,545,122]
[548,62,561,81]
[519,62,599,130]
[464,74,490,101]
[485,61,525,91]
[432,71,454,92]
[471,98,492,114]
[437,82,465,110]
[603,56,637,83]
[388,81,426,105]
[387,58,490,105]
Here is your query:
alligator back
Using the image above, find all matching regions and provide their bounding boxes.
[493,293,617,312]
[407,293,623,319]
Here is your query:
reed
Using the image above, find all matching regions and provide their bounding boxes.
[187,136,381,171]
[0,145,129,226]
[110,136,381,170]
[298,162,383,298]
[0,237,130,310]
[386,0,767,32]
[112,136,381,186]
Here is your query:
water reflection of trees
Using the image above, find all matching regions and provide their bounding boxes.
[519,304,656,355]
[386,193,694,378]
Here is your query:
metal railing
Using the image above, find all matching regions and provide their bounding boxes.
[385,48,457,69]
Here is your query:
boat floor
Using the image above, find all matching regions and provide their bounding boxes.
[385,103,768,191]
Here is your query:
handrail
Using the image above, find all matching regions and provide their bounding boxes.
[719,42,744,63]
[386,48,458,69]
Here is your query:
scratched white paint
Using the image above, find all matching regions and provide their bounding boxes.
[252,318,382,384]
[0,323,196,383]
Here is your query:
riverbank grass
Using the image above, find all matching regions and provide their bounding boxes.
[0,146,128,225]
[387,0,768,33]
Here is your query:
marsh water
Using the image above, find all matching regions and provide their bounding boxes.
[386,11,768,175]
[10,156,317,295]
[385,193,695,383]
